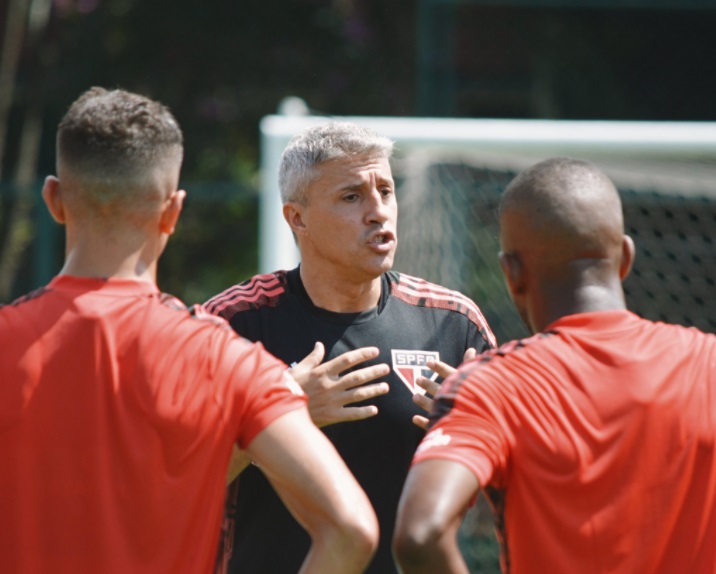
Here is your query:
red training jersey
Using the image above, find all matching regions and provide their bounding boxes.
[415,310,716,574]
[0,276,305,574]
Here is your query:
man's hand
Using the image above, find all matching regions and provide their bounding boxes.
[225,342,390,484]
[291,342,390,428]
[412,348,477,430]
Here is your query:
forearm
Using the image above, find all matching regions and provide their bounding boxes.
[275,446,377,574]
[394,459,479,574]
[248,409,378,573]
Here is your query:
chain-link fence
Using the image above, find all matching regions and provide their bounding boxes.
[395,155,716,342]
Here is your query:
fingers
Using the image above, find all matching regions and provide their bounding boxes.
[300,346,389,428]
[288,342,326,388]
[412,374,441,429]
[303,346,478,432]
[336,404,380,423]
[343,381,390,405]
[412,379,435,415]
[415,375,440,397]
[463,347,477,362]
[412,392,433,413]
[426,358,458,380]
[307,341,326,364]
[335,363,391,391]
[311,381,390,427]
[292,342,326,373]
[322,346,381,376]
[412,414,429,431]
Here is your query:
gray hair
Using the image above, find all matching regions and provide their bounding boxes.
[278,121,394,204]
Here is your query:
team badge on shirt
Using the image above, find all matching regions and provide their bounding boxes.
[391,350,440,395]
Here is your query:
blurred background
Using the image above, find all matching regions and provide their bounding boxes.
[2,0,716,303]
[2,2,716,569]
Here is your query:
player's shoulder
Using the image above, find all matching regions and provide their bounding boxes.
[0,287,51,337]
[442,331,557,398]
[474,330,557,368]
[155,292,234,331]
[1,286,51,311]
[386,270,478,312]
[386,270,496,344]
[203,270,290,319]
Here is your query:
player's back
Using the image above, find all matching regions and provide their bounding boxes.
[559,312,715,573]
[468,310,716,573]
[0,276,277,573]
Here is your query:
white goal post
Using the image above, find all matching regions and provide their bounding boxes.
[259,114,716,274]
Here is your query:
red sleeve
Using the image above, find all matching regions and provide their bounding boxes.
[411,367,513,488]
[412,414,500,488]
[206,334,308,449]
[233,355,307,449]
[145,307,308,453]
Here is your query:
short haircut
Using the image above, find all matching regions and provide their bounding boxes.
[278,121,394,204]
[499,156,624,260]
[500,156,620,222]
[57,87,183,207]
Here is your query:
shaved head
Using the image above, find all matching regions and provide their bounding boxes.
[498,157,633,332]
[500,157,624,266]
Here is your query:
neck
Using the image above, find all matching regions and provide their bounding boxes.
[299,264,383,313]
[530,282,627,332]
[60,228,159,283]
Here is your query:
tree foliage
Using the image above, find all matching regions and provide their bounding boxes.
[1,0,422,300]
[1,0,716,302]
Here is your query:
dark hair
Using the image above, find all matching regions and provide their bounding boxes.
[57,87,183,198]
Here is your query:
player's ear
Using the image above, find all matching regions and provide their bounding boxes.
[159,189,185,235]
[42,176,66,224]
[499,251,526,297]
[619,235,635,281]
[283,201,307,236]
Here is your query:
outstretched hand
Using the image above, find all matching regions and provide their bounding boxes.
[291,342,391,428]
[412,347,477,430]
[226,342,390,484]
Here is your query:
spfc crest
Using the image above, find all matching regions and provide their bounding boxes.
[391,350,440,395]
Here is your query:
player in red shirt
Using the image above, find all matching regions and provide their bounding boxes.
[0,87,377,574]
[394,157,716,573]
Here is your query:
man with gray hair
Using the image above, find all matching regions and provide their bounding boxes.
[205,121,496,573]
